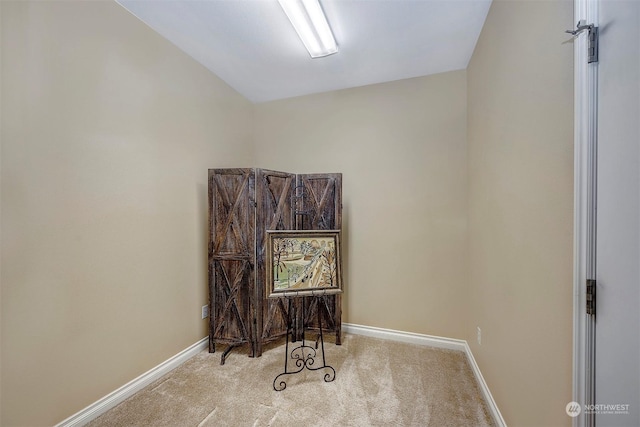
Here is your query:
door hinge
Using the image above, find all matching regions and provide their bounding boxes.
[566,21,599,63]
[586,279,596,316]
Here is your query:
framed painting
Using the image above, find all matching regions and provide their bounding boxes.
[266,230,343,298]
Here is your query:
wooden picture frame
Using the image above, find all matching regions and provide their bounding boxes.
[266,230,343,298]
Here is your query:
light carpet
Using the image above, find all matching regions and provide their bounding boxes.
[87,334,495,426]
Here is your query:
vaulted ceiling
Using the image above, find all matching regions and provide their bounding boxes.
[117,0,492,103]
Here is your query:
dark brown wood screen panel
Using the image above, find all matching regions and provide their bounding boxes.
[297,173,342,230]
[255,169,295,356]
[209,168,342,361]
[209,169,256,357]
[297,173,342,344]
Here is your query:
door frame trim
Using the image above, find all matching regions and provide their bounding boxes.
[572,0,599,425]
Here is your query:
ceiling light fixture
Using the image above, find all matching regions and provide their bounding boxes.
[277,0,338,58]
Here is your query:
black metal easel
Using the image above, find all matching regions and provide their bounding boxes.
[273,294,336,391]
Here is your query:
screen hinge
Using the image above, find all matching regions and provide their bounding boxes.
[586,279,596,316]
[566,21,599,63]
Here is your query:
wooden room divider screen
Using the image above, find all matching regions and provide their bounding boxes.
[208,168,342,363]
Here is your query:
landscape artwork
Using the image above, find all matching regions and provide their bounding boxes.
[266,230,343,298]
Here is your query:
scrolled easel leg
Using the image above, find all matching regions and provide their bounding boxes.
[273,295,337,391]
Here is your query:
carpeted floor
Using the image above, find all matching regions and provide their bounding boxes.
[88,334,495,426]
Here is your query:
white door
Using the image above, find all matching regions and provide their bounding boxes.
[594,0,640,426]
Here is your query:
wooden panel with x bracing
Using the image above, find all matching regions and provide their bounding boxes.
[208,169,343,363]
[297,173,342,344]
[208,169,256,363]
[255,169,295,356]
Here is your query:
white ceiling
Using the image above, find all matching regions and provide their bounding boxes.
[117,0,492,104]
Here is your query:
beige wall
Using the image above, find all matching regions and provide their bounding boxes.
[254,71,469,339]
[0,1,253,425]
[1,0,576,426]
[467,1,574,426]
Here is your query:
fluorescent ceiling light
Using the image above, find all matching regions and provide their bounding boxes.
[278,0,338,58]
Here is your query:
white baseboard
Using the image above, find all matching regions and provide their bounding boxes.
[343,322,467,351]
[55,337,208,427]
[343,323,507,427]
[57,326,506,427]
[462,342,508,427]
